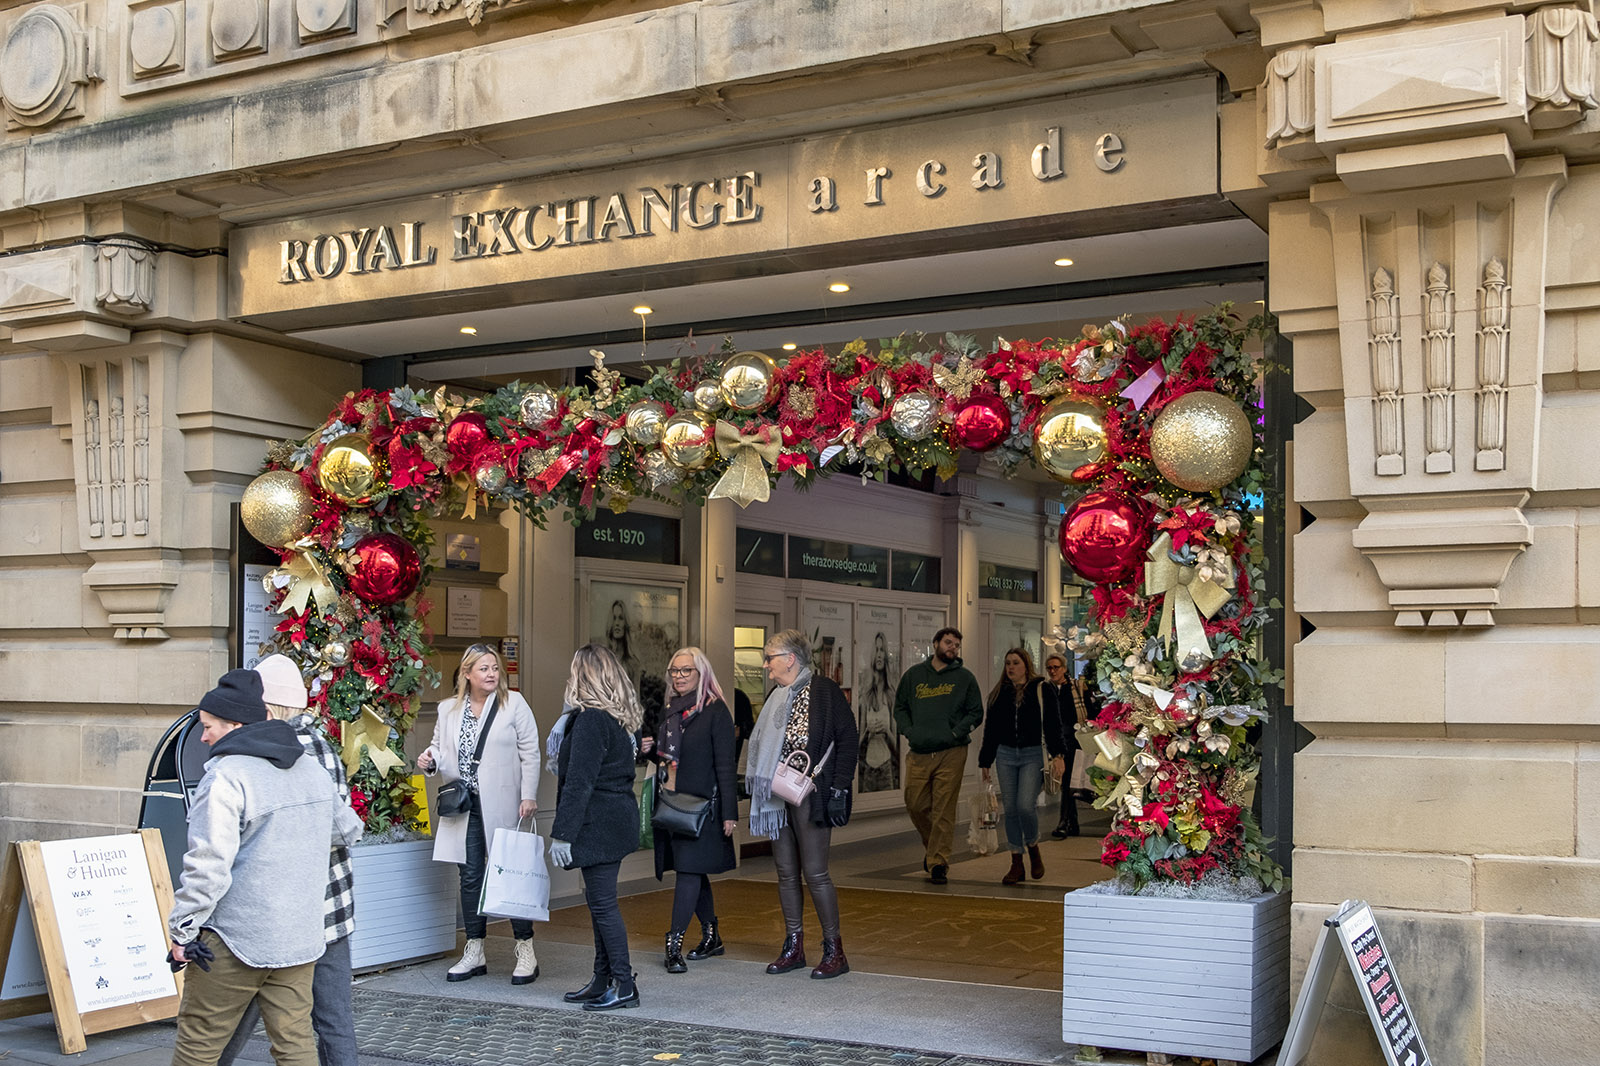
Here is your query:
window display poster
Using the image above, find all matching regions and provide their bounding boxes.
[590,581,681,719]
[802,599,852,696]
[241,563,282,669]
[904,608,947,670]
[37,835,177,1015]
[990,613,1044,690]
[854,605,901,793]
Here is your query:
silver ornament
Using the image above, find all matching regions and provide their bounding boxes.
[325,641,351,667]
[475,462,509,493]
[692,380,725,415]
[642,452,684,490]
[889,391,940,441]
[623,400,669,446]
[519,387,560,428]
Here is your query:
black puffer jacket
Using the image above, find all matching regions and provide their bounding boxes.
[552,707,639,868]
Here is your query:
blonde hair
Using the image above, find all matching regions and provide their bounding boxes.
[563,643,644,733]
[265,702,298,722]
[668,646,725,709]
[453,643,509,708]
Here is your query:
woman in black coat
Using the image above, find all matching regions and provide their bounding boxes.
[640,646,738,973]
[549,644,644,1012]
[744,628,859,981]
[978,647,1065,885]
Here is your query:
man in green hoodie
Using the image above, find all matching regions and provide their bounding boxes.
[893,627,983,884]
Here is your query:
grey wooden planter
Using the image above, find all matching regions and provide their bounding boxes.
[1062,888,1291,1062]
[348,838,458,973]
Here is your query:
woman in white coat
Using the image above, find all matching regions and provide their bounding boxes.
[419,644,541,985]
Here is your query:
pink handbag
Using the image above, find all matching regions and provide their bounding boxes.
[770,742,834,805]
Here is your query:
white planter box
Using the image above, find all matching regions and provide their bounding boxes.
[348,838,458,973]
[1062,889,1291,1062]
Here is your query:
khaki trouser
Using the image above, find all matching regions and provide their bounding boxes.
[170,936,317,1066]
[904,744,968,868]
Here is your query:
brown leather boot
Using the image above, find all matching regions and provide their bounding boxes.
[766,931,806,974]
[1002,853,1025,885]
[810,936,850,979]
[1028,843,1045,880]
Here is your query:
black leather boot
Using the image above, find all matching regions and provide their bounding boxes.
[687,918,724,960]
[810,936,850,979]
[765,931,806,974]
[583,973,640,1011]
[664,931,687,973]
[562,972,609,1003]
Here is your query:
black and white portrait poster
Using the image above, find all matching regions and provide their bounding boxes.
[854,604,901,793]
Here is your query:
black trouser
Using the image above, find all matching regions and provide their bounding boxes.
[1057,747,1080,830]
[670,872,716,934]
[459,793,534,941]
[581,860,631,981]
[774,805,840,940]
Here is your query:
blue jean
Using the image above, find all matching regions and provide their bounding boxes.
[215,935,355,1066]
[994,744,1044,852]
[581,860,631,982]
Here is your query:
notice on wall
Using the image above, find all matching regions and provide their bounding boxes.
[446,587,482,638]
[36,835,178,1015]
[241,563,282,669]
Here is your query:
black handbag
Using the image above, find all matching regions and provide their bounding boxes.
[434,697,498,819]
[651,785,714,838]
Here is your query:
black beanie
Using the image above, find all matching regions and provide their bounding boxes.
[198,669,268,725]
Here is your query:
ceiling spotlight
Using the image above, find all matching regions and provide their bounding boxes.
[828,281,851,293]
[1054,257,1074,267]
[632,304,654,316]
[782,343,798,351]
[458,325,478,336]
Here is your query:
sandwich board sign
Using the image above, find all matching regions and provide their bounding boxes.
[1275,898,1431,1066]
[0,829,183,1053]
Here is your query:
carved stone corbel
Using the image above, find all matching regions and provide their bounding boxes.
[1526,4,1600,129]
[93,240,156,316]
[83,548,181,640]
[1263,46,1316,152]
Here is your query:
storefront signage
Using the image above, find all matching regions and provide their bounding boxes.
[230,79,1219,326]
[979,562,1039,602]
[575,511,680,566]
[789,537,890,589]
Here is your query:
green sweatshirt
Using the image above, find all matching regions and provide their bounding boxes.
[893,656,984,754]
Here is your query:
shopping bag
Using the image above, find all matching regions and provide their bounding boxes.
[966,779,1000,856]
[479,827,551,922]
[637,774,655,851]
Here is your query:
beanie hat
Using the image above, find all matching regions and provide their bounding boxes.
[198,669,268,725]
[254,654,308,710]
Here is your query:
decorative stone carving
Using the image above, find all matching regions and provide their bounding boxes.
[1263,47,1314,149]
[94,240,156,316]
[1421,262,1455,474]
[414,0,502,25]
[296,0,355,42]
[0,249,76,313]
[1526,5,1599,129]
[1475,257,1511,472]
[1368,268,1404,476]
[83,392,104,537]
[0,4,97,129]
[211,0,266,59]
[128,1,184,79]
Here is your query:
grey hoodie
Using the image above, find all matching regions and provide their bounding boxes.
[168,719,365,968]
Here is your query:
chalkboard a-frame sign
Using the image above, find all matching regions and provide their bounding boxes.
[1275,898,1432,1066]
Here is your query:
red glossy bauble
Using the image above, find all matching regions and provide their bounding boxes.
[445,413,492,464]
[950,394,1011,452]
[1060,490,1150,584]
[346,533,422,605]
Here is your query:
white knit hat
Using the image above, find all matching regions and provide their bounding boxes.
[253,654,308,710]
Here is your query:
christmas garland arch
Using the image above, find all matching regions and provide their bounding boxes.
[244,306,1283,891]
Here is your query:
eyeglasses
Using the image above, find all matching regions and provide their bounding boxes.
[666,666,697,676]
[762,651,792,663]
[466,644,495,656]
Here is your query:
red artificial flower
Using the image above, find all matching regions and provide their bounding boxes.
[1101,842,1131,866]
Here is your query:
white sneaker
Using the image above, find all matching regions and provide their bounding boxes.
[447,938,487,982]
[511,939,539,985]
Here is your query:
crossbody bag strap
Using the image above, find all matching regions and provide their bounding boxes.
[808,740,836,780]
[467,694,500,773]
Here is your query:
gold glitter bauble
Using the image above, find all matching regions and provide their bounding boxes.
[1149,391,1253,492]
[1033,395,1108,483]
[241,471,313,548]
[519,387,560,429]
[317,433,381,505]
[719,351,779,413]
[659,413,716,470]
[889,391,939,441]
[692,380,725,415]
[623,400,670,446]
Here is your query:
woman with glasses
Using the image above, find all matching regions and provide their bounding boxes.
[745,629,858,980]
[550,644,645,1011]
[978,647,1065,885]
[419,643,542,985]
[639,647,738,973]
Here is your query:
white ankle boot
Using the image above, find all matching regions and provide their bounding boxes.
[511,939,539,985]
[447,938,487,982]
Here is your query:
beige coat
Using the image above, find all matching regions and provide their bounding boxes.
[422,689,541,865]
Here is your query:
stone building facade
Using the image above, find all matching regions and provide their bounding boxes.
[1,0,1598,1062]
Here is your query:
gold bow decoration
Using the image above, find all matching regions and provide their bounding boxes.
[277,549,338,617]
[1143,531,1235,663]
[341,704,404,778]
[708,420,783,508]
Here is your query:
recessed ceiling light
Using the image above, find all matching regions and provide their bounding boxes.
[782,343,798,351]
[458,325,478,335]
[828,281,851,293]
[1054,257,1074,267]
[632,304,653,316]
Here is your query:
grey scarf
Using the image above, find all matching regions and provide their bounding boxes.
[745,667,812,839]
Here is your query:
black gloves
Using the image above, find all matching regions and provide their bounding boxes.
[167,938,214,973]
[826,787,851,828]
